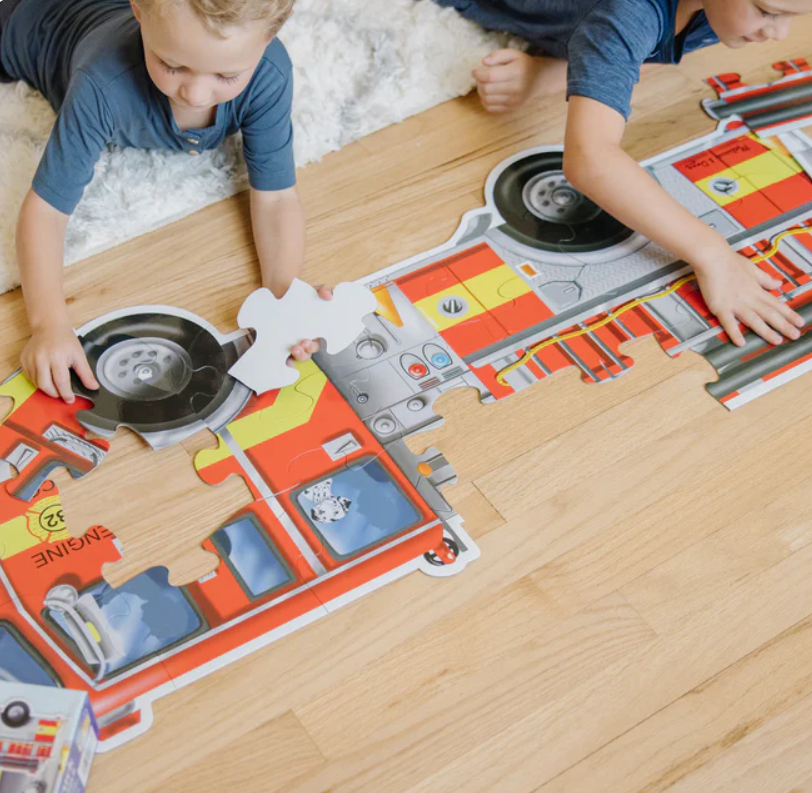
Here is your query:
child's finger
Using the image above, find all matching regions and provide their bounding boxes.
[482,48,522,67]
[481,93,514,105]
[755,269,784,291]
[473,65,516,85]
[52,366,76,404]
[759,303,802,340]
[73,353,100,391]
[35,361,57,399]
[315,285,333,300]
[719,312,745,347]
[787,305,806,328]
[760,289,804,329]
[479,79,516,96]
[743,311,783,346]
[20,358,34,388]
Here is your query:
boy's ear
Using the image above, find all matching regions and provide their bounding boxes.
[130,0,142,23]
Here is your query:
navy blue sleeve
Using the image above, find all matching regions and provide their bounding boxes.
[32,69,113,214]
[566,0,663,121]
[240,54,296,192]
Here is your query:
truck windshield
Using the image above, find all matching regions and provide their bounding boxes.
[294,458,422,559]
[45,568,207,677]
[211,516,292,600]
[0,622,60,687]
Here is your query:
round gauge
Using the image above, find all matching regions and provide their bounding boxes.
[356,338,386,360]
[372,416,397,435]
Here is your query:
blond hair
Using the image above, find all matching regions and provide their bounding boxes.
[135,0,294,38]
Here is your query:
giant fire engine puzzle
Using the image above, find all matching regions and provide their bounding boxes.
[3,61,812,753]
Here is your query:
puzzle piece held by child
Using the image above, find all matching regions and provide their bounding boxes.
[229,280,377,394]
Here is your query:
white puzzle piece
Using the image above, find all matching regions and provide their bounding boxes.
[229,279,378,393]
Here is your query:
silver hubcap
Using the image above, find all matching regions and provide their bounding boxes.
[97,338,194,401]
[522,171,602,225]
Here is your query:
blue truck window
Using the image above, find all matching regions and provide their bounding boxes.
[0,622,60,687]
[294,458,422,559]
[211,516,293,600]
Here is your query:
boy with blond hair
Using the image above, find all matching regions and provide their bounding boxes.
[436,0,812,349]
[0,0,324,402]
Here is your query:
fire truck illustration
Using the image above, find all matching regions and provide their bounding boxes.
[0,699,65,793]
[0,310,472,749]
[1,89,812,747]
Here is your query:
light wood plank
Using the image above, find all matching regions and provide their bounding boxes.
[398,541,812,792]
[620,473,812,635]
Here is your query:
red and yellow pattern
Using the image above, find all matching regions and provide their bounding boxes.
[674,133,812,228]
[34,719,61,744]
[395,244,553,358]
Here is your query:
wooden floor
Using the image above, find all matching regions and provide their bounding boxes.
[7,21,812,793]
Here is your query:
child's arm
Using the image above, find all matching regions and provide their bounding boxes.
[563,96,805,347]
[250,185,305,297]
[16,189,99,401]
[249,185,331,361]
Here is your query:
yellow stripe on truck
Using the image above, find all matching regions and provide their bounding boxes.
[195,360,327,468]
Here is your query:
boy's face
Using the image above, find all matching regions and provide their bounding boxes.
[131,0,271,110]
[703,0,812,47]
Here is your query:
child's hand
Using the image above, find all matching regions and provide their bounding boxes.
[694,249,805,347]
[472,50,567,113]
[21,321,99,403]
[288,285,333,364]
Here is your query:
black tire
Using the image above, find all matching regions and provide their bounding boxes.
[424,538,460,567]
[72,313,243,437]
[492,151,635,253]
[2,700,31,728]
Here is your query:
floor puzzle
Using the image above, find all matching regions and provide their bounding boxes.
[2,60,812,754]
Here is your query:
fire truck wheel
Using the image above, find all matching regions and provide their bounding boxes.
[1,700,30,728]
[73,311,247,440]
[492,150,635,253]
[423,538,460,567]
[24,784,46,793]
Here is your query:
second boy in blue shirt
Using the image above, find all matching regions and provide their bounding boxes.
[436,0,812,350]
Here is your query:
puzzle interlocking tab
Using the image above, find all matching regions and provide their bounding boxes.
[3,65,812,753]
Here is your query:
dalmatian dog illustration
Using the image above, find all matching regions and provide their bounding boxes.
[302,478,352,523]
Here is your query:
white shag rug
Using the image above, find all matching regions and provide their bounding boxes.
[0,0,507,293]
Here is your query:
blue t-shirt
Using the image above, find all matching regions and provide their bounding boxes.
[434,0,718,120]
[0,0,296,214]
